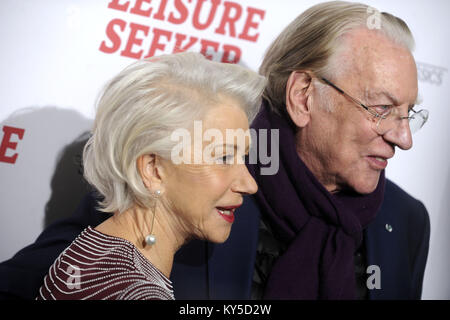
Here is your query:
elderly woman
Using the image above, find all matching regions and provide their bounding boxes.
[36,52,266,300]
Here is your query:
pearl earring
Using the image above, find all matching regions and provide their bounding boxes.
[145,234,156,246]
[145,189,160,246]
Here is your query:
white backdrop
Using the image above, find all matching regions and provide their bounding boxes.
[0,0,449,299]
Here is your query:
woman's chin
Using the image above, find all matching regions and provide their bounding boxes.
[205,229,232,244]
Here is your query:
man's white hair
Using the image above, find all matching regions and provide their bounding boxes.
[260,1,415,114]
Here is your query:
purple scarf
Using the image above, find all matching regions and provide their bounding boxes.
[248,101,385,299]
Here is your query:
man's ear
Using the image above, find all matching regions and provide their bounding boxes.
[285,71,314,128]
[137,154,164,192]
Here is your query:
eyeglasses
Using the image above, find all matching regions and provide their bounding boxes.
[320,77,429,134]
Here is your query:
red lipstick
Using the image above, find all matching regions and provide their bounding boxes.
[216,204,241,223]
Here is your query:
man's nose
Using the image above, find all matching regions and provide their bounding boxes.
[231,165,258,195]
[383,117,413,150]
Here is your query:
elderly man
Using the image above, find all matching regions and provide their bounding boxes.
[0,1,429,300]
[244,1,430,299]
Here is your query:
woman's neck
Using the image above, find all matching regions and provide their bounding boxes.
[95,205,188,278]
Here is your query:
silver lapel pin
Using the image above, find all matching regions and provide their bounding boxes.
[385,224,393,233]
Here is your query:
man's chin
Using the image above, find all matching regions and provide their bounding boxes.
[349,173,381,195]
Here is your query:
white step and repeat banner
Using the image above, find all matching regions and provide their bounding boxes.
[0,0,449,299]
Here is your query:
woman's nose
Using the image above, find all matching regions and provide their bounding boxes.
[231,164,258,195]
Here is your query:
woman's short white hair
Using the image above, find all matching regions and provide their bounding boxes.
[83,52,266,213]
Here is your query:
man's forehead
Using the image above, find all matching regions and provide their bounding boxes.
[337,28,414,70]
[335,28,418,103]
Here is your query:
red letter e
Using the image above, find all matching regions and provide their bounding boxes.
[0,126,25,164]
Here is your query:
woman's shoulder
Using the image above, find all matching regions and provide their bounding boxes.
[59,226,138,272]
[37,226,174,300]
[118,281,175,300]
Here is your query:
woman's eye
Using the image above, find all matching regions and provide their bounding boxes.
[216,155,234,165]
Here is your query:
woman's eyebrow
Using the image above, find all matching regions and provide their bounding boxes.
[221,143,249,154]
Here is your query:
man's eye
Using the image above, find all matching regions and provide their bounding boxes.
[373,105,392,115]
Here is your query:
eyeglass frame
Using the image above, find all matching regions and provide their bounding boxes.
[319,77,427,130]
